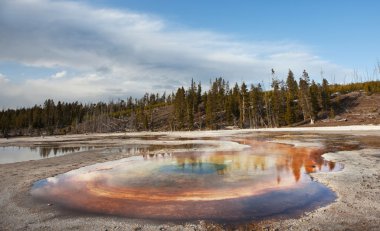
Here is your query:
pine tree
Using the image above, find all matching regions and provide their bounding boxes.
[174,87,186,129]
[285,70,298,125]
[205,92,215,129]
[225,89,233,124]
[310,80,321,121]
[196,82,202,112]
[249,84,265,128]
[228,83,240,126]
[240,82,248,128]
[321,78,331,111]
[186,79,197,130]
[278,80,287,126]
[271,78,281,127]
[299,70,312,122]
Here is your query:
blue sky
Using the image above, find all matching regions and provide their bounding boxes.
[0,0,379,108]
[87,0,380,67]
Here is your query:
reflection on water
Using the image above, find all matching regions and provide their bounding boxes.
[31,140,342,222]
[0,142,209,165]
[104,143,206,156]
[0,146,96,164]
[35,146,96,158]
[159,162,228,175]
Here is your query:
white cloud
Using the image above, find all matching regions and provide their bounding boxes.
[0,73,10,83]
[0,0,353,108]
[51,70,67,79]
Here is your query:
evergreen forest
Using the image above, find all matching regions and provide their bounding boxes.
[1,69,380,137]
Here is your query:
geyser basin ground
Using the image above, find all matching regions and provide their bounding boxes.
[1,127,379,230]
[31,140,341,222]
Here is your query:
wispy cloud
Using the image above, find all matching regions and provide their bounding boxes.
[0,0,352,108]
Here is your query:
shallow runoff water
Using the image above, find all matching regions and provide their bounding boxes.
[0,143,208,164]
[0,146,96,164]
[31,138,342,223]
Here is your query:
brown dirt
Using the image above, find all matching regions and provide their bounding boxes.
[312,92,380,127]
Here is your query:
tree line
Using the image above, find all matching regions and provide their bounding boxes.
[172,71,379,130]
[1,69,380,137]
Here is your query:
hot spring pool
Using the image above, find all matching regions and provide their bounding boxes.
[31,139,341,222]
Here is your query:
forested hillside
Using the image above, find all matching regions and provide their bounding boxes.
[1,70,380,137]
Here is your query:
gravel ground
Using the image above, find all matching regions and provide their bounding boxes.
[0,127,379,230]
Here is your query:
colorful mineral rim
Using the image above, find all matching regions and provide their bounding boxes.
[31,139,342,222]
